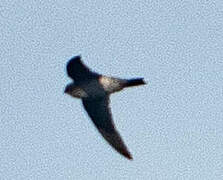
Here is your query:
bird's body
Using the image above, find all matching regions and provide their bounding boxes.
[65,56,146,160]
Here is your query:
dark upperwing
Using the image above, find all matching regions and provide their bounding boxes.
[82,96,132,160]
[66,56,99,82]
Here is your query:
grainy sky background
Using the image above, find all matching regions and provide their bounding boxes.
[1,1,223,179]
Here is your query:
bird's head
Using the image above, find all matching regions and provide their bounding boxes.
[64,83,73,94]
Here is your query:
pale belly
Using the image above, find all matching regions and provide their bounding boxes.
[99,76,124,94]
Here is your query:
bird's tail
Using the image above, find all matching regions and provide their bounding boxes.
[125,78,146,88]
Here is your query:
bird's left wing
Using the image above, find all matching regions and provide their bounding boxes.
[66,56,98,82]
[82,96,132,160]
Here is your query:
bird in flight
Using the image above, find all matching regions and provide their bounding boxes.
[65,56,146,160]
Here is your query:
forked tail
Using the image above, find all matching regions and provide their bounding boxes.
[125,78,146,87]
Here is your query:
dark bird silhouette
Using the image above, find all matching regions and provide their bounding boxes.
[65,56,146,160]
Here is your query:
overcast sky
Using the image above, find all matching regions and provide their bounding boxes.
[1,1,223,179]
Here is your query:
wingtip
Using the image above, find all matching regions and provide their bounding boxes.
[70,55,81,61]
[125,153,133,160]
[67,55,81,68]
[120,149,133,160]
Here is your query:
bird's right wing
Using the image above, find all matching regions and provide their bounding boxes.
[82,96,132,160]
[66,56,98,82]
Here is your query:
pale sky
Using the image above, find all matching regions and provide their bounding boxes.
[1,1,223,179]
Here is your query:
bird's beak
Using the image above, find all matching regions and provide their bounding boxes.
[64,87,68,94]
